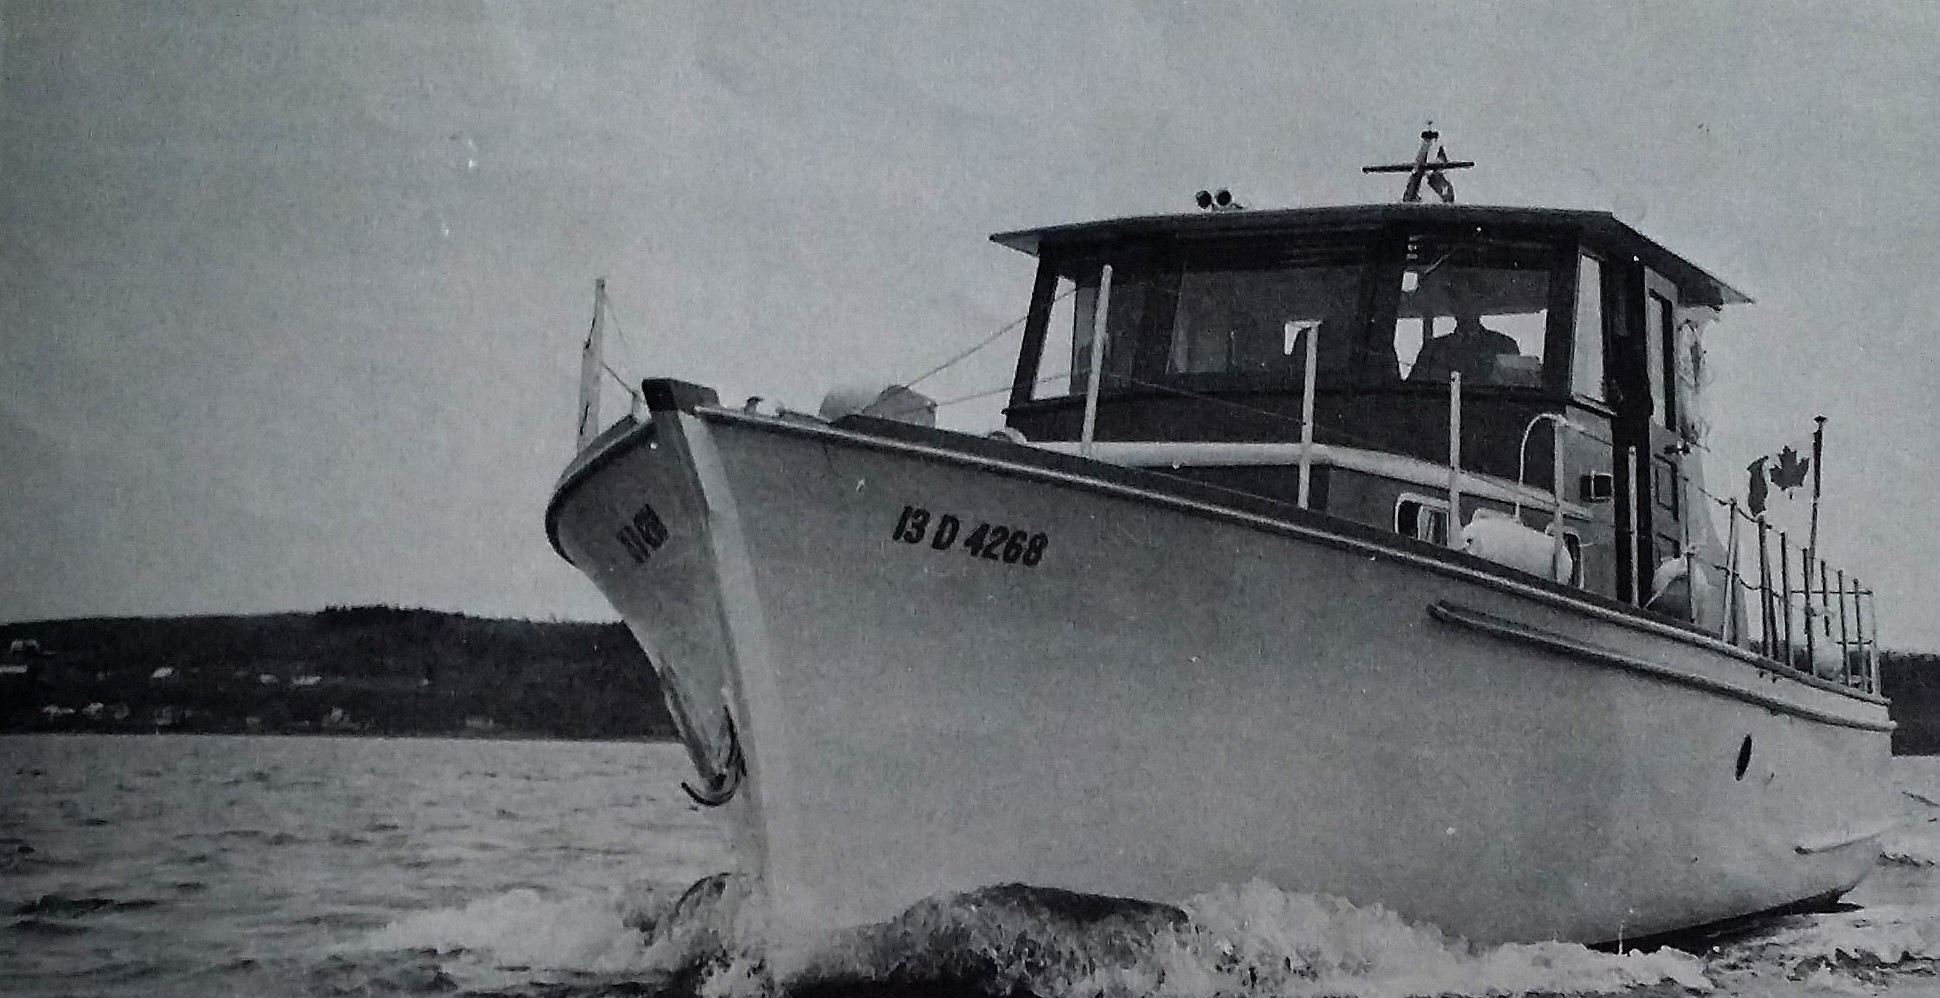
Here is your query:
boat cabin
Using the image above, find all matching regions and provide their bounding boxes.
[993,201,1748,612]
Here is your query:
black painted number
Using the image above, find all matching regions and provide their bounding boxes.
[616,502,669,564]
[893,506,1048,568]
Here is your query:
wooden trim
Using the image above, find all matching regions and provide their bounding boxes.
[1428,601,1892,732]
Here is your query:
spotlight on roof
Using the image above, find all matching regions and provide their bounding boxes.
[1194,188,1245,212]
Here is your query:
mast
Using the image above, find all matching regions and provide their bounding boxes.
[1363,125,1474,203]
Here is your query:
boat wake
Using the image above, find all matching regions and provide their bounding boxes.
[355,875,1852,997]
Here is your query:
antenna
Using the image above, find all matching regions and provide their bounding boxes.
[1363,124,1473,203]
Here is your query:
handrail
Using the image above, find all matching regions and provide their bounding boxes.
[1706,497,1878,694]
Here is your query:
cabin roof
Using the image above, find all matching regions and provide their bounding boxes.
[989,203,1752,307]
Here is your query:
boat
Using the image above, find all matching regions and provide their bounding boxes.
[545,131,1894,975]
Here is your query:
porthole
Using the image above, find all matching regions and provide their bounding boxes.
[1734,735,1753,781]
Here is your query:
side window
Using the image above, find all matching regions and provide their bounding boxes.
[1034,276,1078,400]
[1062,262,1151,398]
[1646,291,1674,426]
[1395,495,1450,546]
[1571,255,1605,401]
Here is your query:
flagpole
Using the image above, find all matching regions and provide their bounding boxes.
[1805,415,1826,615]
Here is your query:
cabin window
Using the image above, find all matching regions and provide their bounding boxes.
[1390,236,1550,388]
[1646,291,1674,426]
[1164,240,1365,385]
[1037,257,1154,399]
[1571,254,1605,401]
[1395,495,1450,546]
[1035,276,1080,400]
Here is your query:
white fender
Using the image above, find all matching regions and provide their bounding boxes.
[1461,508,1573,583]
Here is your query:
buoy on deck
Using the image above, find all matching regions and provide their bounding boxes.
[819,383,938,427]
[1645,557,1717,630]
[1462,508,1573,583]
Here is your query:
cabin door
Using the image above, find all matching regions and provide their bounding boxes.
[1609,265,1689,606]
[1638,269,1689,600]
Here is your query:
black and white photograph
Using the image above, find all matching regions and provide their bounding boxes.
[6,3,1940,996]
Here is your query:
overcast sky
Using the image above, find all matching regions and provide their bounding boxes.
[4,2,1938,647]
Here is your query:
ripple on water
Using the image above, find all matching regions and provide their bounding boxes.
[7,916,92,937]
[12,894,162,916]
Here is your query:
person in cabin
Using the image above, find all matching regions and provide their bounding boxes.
[1407,277,1522,385]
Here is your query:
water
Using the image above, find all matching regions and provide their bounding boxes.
[6,735,1940,998]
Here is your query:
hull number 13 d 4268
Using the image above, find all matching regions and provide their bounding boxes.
[891,505,1048,567]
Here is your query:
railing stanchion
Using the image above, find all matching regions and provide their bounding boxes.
[1756,516,1774,657]
[1297,319,1320,510]
[1836,568,1851,686]
[1817,558,1832,678]
[1779,531,1794,667]
[1866,585,1881,693]
[1722,500,1741,645]
[1446,372,1462,548]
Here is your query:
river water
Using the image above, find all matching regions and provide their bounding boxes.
[5,734,1940,997]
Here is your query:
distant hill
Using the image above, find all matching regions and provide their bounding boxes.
[0,606,675,740]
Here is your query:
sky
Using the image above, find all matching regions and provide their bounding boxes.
[3,2,1939,646]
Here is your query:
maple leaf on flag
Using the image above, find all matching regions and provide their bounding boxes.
[1769,445,1811,491]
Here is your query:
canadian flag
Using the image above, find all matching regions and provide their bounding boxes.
[1744,435,1815,517]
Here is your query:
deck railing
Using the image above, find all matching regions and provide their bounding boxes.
[1706,498,1878,694]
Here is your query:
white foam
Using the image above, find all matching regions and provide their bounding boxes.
[357,875,1940,996]
[1749,904,1940,965]
[364,887,659,973]
[768,879,1715,998]
[1090,880,1714,998]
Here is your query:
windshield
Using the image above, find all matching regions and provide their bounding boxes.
[1024,230,1567,401]
[1167,241,1365,380]
[1390,235,1552,388]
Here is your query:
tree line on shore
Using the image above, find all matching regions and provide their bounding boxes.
[0,605,676,739]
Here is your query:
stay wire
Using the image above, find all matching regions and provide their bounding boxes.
[897,287,1078,395]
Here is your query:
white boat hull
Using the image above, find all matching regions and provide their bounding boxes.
[548,392,1893,971]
